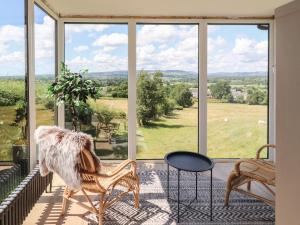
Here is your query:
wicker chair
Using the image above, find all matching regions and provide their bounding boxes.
[225,144,275,207]
[61,149,140,225]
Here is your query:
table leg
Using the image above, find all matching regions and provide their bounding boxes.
[196,172,198,200]
[178,169,180,223]
[210,169,213,221]
[167,164,169,199]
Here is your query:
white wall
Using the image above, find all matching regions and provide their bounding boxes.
[275,1,300,224]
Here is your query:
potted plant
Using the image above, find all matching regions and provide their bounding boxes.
[48,62,99,131]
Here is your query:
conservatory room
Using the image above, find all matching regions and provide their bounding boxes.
[0,0,299,224]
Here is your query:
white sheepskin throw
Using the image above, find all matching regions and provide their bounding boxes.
[34,126,100,190]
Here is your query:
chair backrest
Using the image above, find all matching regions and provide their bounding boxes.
[79,148,97,174]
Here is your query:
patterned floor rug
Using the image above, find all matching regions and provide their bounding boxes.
[86,168,275,225]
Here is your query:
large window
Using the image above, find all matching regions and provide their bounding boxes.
[34,4,56,127]
[136,24,199,159]
[207,24,269,158]
[65,23,128,159]
[0,0,28,164]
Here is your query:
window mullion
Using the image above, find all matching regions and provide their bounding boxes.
[128,21,137,160]
[199,21,208,156]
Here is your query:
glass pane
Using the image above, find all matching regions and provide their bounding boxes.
[34,5,56,127]
[207,24,269,158]
[65,24,128,159]
[136,24,199,159]
[0,0,28,197]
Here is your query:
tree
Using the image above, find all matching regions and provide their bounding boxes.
[246,87,267,105]
[111,80,128,98]
[137,71,166,125]
[210,80,232,100]
[171,84,193,107]
[48,63,99,131]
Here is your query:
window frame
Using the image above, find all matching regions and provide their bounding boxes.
[34,2,59,126]
[135,22,200,160]
[63,22,130,159]
[54,17,275,161]
[27,0,59,169]
[206,22,271,159]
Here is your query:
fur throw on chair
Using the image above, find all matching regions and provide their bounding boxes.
[34,126,100,190]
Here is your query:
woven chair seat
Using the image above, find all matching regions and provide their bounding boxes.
[237,159,275,186]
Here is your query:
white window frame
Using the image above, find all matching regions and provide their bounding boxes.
[27,8,275,163]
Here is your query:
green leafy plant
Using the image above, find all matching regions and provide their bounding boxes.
[48,63,99,131]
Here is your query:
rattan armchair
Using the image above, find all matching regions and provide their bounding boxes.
[225,144,275,207]
[61,149,140,225]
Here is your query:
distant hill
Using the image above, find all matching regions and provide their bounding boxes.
[208,71,267,78]
[87,70,198,79]
[0,70,268,80]
[76,70,267,80]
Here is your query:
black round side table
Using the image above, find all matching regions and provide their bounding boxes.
[164,151,214,223]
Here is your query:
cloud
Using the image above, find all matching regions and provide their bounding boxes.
[65,24,110,44]
[208,36,226,52]
[0,25,25,75]
[137,25,199,72]
[35,16,55,59]
[0,25,24,54]
[93,33,128,47]
[208,25,219,34]
[73,45,89,52]
[208,37,268,73]
[102,46,116,53]
[137,25,178,45]
[0,51,24,63]
[66,53,128,73]
[34,15,56,75]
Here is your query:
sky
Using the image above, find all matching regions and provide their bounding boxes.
[0,0,269,76]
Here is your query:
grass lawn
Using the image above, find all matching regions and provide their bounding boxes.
[137,105,198,159]
[0,104,54,161]
[36,104,55,127]
[0,106,22,161]
[207,103,267,158]
[89,98,128,113]
[137,102,267,159]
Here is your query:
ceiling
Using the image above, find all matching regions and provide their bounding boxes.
[43,0,293,18]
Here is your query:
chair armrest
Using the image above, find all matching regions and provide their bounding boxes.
[234,159,274,176]
[256,144,276,159]
[104,160,137,177]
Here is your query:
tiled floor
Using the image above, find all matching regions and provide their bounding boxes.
[22,162,274,225]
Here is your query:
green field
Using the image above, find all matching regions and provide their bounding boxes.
[0,96,267,160]
[137,101,267,159]
[0,75,268,161]
[0,79,55,161]
[207,102,267,158]
[89,98,267,159]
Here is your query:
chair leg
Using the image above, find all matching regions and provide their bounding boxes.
[247,181,251,191]
[62,187,70,215]
[98,193,105,225]
[224,173,235,207]
[133,184,140,209]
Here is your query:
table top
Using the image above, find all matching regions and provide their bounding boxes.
[164,151,214,172]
